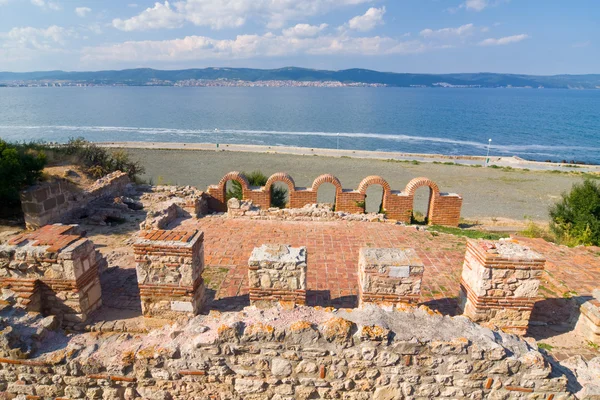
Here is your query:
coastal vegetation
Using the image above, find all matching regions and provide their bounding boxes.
[0,138,145,218]
[549,179,600,246]
[226,170,287,208]
[0,139,46,210]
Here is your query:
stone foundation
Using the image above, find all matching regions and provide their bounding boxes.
[0,224,105,326]
[358,247,424,308]
[134,229,205,318]
[248,244,307,307]
[458,239,546,335]
[575,289,600,344]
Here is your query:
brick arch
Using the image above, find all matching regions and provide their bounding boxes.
[357,176,392,196]
[404,177,440,197]
[218,171,250,192]
[264,173,296,193]
[311,174,343,193]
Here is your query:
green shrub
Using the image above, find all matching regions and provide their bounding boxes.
[549,179,600,246]
[226,171,287,208]
[0,139,46,207]
[56,138,145,180]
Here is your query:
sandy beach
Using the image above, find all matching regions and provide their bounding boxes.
[102,142,594,223]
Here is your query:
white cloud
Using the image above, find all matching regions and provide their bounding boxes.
[113,0,375,31]
[31,0,61,10]
[420,23,474,38]
[75,7,92,17]
[81,31,426,63]
[572,41,591,48]
[1,25,73,51]
[345,6,385,32]
[282,23,328,37]
[113,1,184,31]
[479,34,529,46]
[463,0,487,11]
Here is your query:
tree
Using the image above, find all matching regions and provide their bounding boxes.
[226,171,288,208]
[0,140,46,207]
[549,179,600,246]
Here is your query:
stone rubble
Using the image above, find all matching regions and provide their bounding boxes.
[228,199,389,223]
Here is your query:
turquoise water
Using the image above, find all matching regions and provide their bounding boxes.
[0,86,599,163]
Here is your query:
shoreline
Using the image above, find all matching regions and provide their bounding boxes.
[97,141,600,172]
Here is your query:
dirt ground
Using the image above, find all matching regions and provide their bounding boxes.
[123,148,586,223]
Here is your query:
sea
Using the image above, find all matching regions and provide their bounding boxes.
[1,86,599,164]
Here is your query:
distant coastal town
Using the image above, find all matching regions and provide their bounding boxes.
[2,67,599,89]
[0,79,386,88]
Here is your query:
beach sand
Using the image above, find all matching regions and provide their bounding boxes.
[115,144,589,223]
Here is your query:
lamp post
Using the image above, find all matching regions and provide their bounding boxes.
[485,138,492,167]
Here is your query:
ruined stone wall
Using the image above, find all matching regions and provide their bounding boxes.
[0,224,105,326]
[458,239,545,335]
[134,229,205,318]
[358,248,424,308]
[248,244,307,307]
[20,171,130,229]
[0,307,571,399]
[207,172,463,227]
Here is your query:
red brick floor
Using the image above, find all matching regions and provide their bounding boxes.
[183,219,600,312]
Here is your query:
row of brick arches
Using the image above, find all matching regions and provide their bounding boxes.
[207,172,463,226]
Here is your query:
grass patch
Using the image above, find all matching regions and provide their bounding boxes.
[537,343,554,352]
[427,225,509,240]
[587,341,599,350]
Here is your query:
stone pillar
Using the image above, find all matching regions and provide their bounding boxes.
[248,244,306,308]
[134,229,205,318]
[358,247,424,309]
[0,224,105,326]
[575,289,600,343]
[458,239,545,335]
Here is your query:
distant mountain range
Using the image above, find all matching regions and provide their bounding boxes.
[1,67,600,89]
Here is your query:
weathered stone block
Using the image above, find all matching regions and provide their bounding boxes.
[0,224,104,326]
[358,247,424,308]
[575,292,600,344]
[134,229,205,318]
[248,244,307,308]
[458,239,545,335]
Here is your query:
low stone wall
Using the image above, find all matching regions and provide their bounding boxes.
[358,247,424,308]
[248,244,307,307]
[20,171,130,229]
[228,199,387,222]
[0,224,105,327]
[139,186,209,229]
[0,306,572,399]
[208,172,463,226]
[458,239,545,335]
[134,229,205,318]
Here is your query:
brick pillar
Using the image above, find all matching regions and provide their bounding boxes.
[575,289,600,343]
[248,244,306,308]
[358,247,424,309]
[134,229,205,318]
[458,239,545,335]
[0,224,105,327]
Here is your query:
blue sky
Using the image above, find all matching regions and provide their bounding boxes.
[0,0,597,74]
